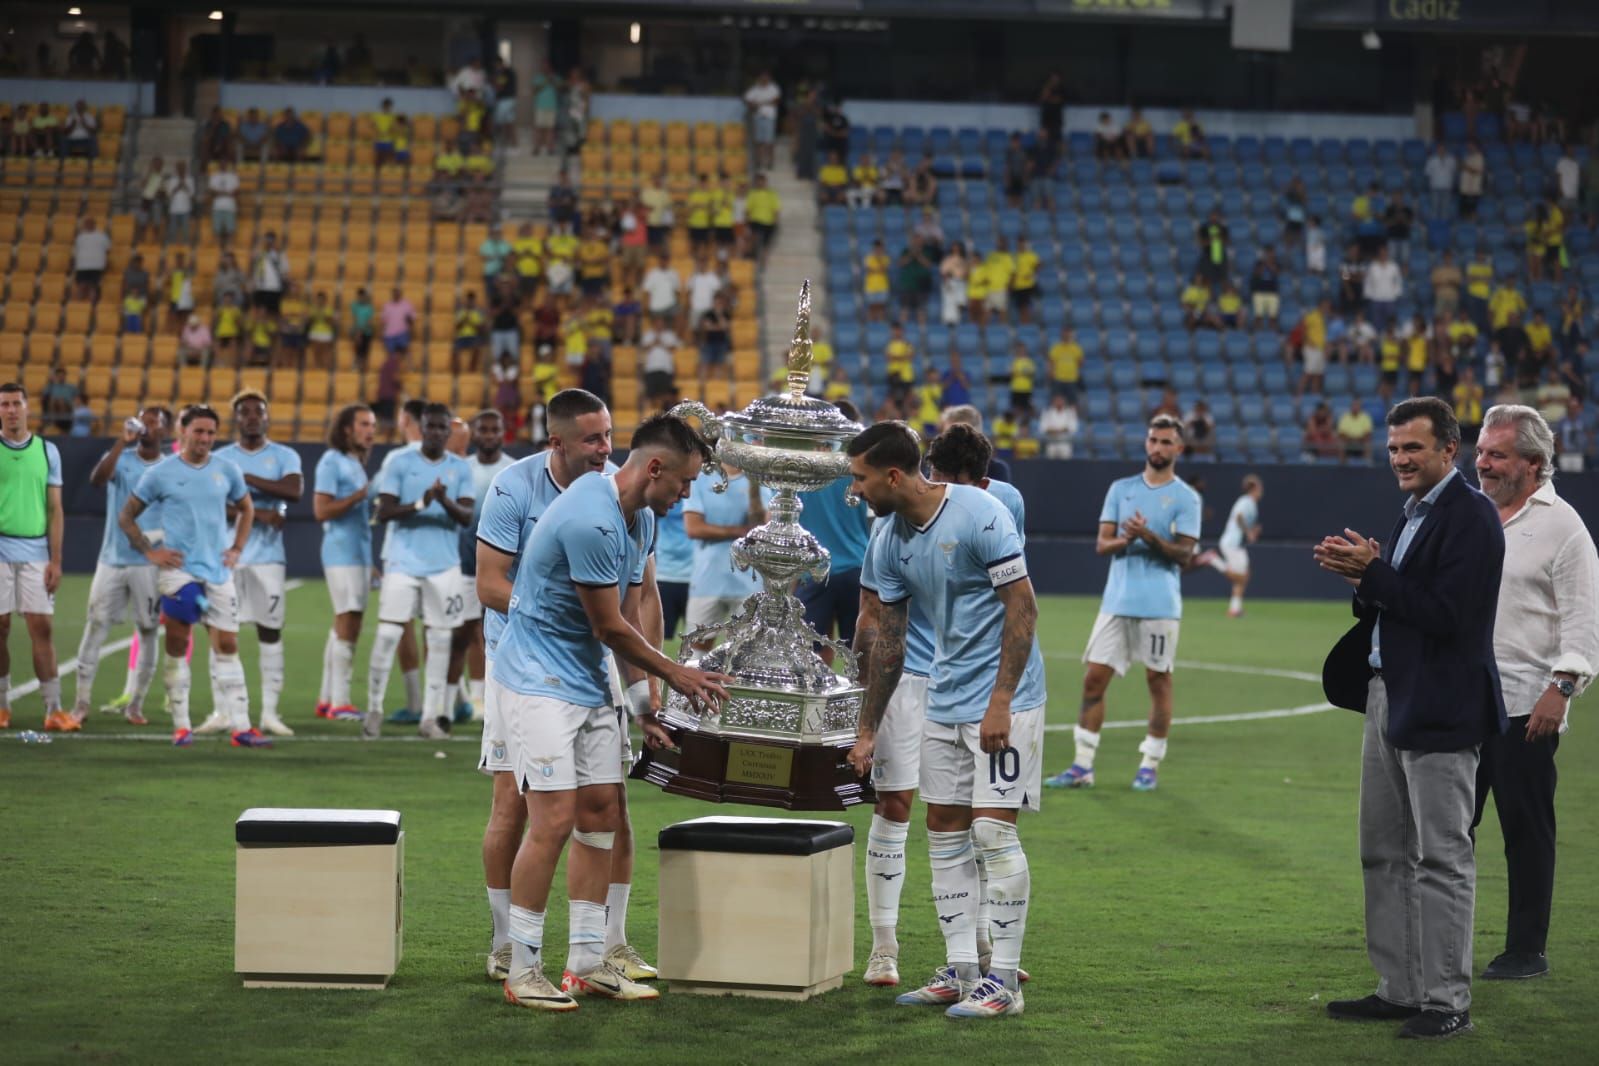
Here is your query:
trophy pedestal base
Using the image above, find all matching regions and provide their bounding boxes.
[667,975,844,1001]
[631,729,874,811]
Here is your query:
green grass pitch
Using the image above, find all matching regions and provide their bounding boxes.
[3,576,1596,1064]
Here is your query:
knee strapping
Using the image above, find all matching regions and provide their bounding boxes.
[971,817,1026,877]
[425,627,452,657]
[927,828,974,868]
[571,829,616,851]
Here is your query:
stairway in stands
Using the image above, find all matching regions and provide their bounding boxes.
[120,116,196,207]
[758,140,825,381]
[500,150,566,222]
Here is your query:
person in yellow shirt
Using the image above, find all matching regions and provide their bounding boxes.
[435,147,465,179]
[712,181,736,252]
[214,292,243,363]
[824,363,853,404]
[1377,322,1403,402]
[561,313,588,367]
[847,152,880,210]
[965,251,990,327]
[985,238,1015,321]
[391,115,412,166]
[1172,109,1208,160]
[1539,199,1566,281]
[1489,278,1527,331]
[584,294,615,347]
[991,409,1020,462]
[307,290,338,368]
[1298,299,1330,396]
[1464,248,1493,329]
[577,228,611,299]
[1526,309,1554,357]
[1009,342,1037,414]
[277,283,307,367]
[1445,310,1480,363]
[1124,108,1155,158]
[512,222,543,301]
[1524,209,1548,282]
[453,290,486,373]
[532,344,561,404]
[863,238,891,322]
[1451,365,1485,439]
[687,173,715,251]
[746,172,781,261]
[371,98,396,164]
[458,93,486,150]
[247,306,276,367]
[1216,281,1244,330]
[544,223,579,267]
[1181,275,1213,330]
[915,366,943,436]
[641,171,673,250]
[1403,315,1429,397]
[884,321,915,401]
[1049,325,1083,404]
[464,144,495,181]
[808,324,834,395]
[818,151,849,205]
[1011,236,1041,324]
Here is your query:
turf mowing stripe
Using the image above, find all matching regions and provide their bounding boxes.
[7,579,307,700]
[1043,700,1337,731]
[1042,653,1322,683]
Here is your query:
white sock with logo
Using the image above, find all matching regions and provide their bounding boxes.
[129,627,161,710]
[331,639,356,708]
[507,904,545,974]
[972,817,1029,990]
[367,623,404,715]
[164,656,192,731]
[1073,724,1101,770]
[403,667,422,714]
[212,652,250,733]
[566,900,608,977]
[866,814,909,953]
[604,882,630,953]
[423,629,451,722]
[1229,594,1243,612]
[926,829,980,974]
[74,617,114,712]
[318,628,337,706]
[39,677,62,714]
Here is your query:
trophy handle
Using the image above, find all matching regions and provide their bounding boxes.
[667,400,728,487]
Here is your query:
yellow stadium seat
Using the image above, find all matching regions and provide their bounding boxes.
[0,332,27,365]
[327,112,352,139]
[732,321,758,351]
[721,122,746,149]
[331,370,362,403]
[637,121,662,150]
[302,369,331,403]
[34,303,64,334]
[609,119,635,147]
[22,363,52,397]
[150,336,179,367]
[88,336,118,366]
[84,366,114,402]
[665,122,689,150]
[692,123,717,151]
[270,372,298,407]
[145,367,176,402]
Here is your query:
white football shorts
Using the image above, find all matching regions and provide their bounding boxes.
[919,704,1045,813]
[86,562,159,629]
[378,567,465,629]
[459,571,483,623]
[1217,544,1249,575]
[0,560,54,616]
[493,681,624,793]
[325,565,370,616]
[871,672,929,793]
[157,567,239,632]
[235,563,288,629]
[1082,612,1180,676]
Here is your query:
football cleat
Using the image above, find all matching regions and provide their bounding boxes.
[503,966,578,1012]
[1044,764,1094,789]
[43,709,82,732]
[894,966,970,1007]
[945,975,1024,1019]
[453,699,475,724]
[561,961,660,1000]
[231,728,274,748]
[123,703,149,726]
[259,716,295,737]
[361,710,383,740]
[487,944,512,982]
[1226,606,1244,618]
[100,693,134,715]
[863,949,900,987]
[194,711,231,735]
[314,701,332,719]
[418,716,450,740]
[387,707,422,724]
[1132,767,1158,792]
[172,728,194,747]
[603,943,658,981]
[0,707,10,729]
[328,705,363,722]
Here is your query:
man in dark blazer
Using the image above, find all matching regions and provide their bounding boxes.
[1313,396,1507,1041]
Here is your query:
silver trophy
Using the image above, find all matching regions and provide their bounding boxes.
[630,281,871,810]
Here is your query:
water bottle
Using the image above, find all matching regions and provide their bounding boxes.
[18,731,53,745]
[124,416,145,437]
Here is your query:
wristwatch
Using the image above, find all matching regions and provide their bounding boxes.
[1553,677,1576,698]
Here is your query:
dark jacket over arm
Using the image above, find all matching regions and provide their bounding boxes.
[1321,474,1508,751]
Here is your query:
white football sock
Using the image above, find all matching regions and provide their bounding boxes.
[507,904,545,974]
[972,817,1029,989]
[403,667,422,714]
[567,899,607,976]
[212,651,250,732]
[367,622,404,714]
[604,882,630,952]
[927,829,980,971]
[129,626,161,710]
[423,629,451,722]
[1229,594,1243,612]
[331,638,357,708]
[866,814,909,952]
[973,841,991,956]
[258,640,285,723]
[443,680,460,719]
[487,887,511,951]
[74,616,114,712]
[468,678,485,707]
[1074,724,1101,770]
[164,656,192,731]
[1139,734,1168,770]
[318,628,337,705]
[39,676,62,714]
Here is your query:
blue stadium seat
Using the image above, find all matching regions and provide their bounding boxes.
[1113,392,1146,422]
[1200,365,1230,392]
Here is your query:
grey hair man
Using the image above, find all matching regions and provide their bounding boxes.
[1471,403,1599,980]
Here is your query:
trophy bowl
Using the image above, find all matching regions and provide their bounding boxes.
[630,281,874,811]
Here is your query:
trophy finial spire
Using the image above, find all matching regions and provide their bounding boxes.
[785,280,812,400]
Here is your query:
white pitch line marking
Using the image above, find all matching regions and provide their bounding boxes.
[1042,653,1322,684]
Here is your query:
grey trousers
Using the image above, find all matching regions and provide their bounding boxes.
[1359,677,1479,1012]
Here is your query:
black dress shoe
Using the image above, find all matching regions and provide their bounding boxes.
[1398,1010,1472,1039]
[1326,994,1421,1021]
[1482,951,1549,980]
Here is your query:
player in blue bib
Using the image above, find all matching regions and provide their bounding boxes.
[210,391,303,737]
[73,406,171,726]
[475,390,658,986]
[488,414,729,1012]
[366,403,475,739]
[447,410,517,724]
[123,405,262,747]
[652,499,693,641]
[1049,414,1201,794]
[311,404,377,721]
[796,400,872,662]
[846,421,1044,1020]
[1198,473,1264,618]
[682,465,772,649]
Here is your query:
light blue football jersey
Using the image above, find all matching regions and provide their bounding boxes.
[797,477,871,572]
[985,477,1026,547]
[131,453,248,585]
[869,484,1046,725]
[378,447,474,577]
[652,500,693,585]
[99,448,165,567]
[491,472,655,707]
[460,451,517,576]
[859,517,934,678]
[476,452,621,652]
[684,472,772,599]
[214,440,303,566]
[313,448,373,569]
[1097,473,1202,619]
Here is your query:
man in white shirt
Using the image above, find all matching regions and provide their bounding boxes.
[1471,404,1599,982]
[1038,394,1078,460]
[1424,143,1457,221]
[208,159,240,247]
[641,325,680,408]
[1458,139,1485,218]
[641,254,681,322]
[687,258,721,322]
[1199,474,1263,617]
[250,231,290,315]
[165,160,197,244]
[64,99,99,158]
[1553,145,1580,211]
[136,157,166,244]
[72,217,113,302]
[743,71,781,171]
[1362,247,1403,333]
[450,58,486,99]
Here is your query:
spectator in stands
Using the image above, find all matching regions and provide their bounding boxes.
[1009,342,1037,415]
[940,353,972,409]
[1195,209,1229,284]
[162,251,195,334]
[246,306,276,366]
[1340,309,1377,366]
[370,98,397,166]
[1376,322,1402,402]
[71,216,112,303]
[1558,284,1586,360]
[906,154,938,207]
[210,250,244,310]
[687,255,722,331]
[878,150,908,206]
[1536,365,1572,426]
[1404,314,1431,397]
[165,160,196,244]
[990,409,1019,465]
[389,113,411,167]
[1336,396,1374,463]
[1039,73,1066,144]
[1028,129,1059,210]
[716,180,740,255]
[1039,393,1078,460]
[1384,189,1415,266]
[898,240,935,329]
[965,246,989,327]
[746,173,781,264]
[820,97,850,161]
[122,250,151,302]
[32,101,59,157]
[912,367,943,436]
[1305,213,1327,274]
[1490,274,1528,333]
[861,238,893,323]
[42,368,78,433]
[272,108,310,163]
[982,238,1013,324]
[1337,243,1367,313]
[1012,236,1041,324]
[1174,109,1208,160]
[531,62,562,157]
[70,392,96,437]
[68,30,99,75]
[1216,281,1245,330]
[1185,398,1215,457]
[135,157,165,244]
[560,67,592,159]
[199,106,232,164]
[1297,299,1331,397]
[617,196,649,285]
[373,349,403,437]
[1003,133,1028,209]
[492,353,522,430]
[1463,245,1493,329]
[179,314,213,368]
[206,159,239,247]
[1429,248,1462,316]
[1044,326,1081,404]
[1249,249,1281,327]
[1554,144,1579,212]
[1279,174,1308,244]
[1458,138,1486,218]
[1124,109,1155,158]
[249,232,289,315]
[641,171,673,251]
[381,287,415,356]
[1351,182,1385,258]
[1181,274,1214,331]
[2,105,26,156]
[1453,365,1485,442]
[642,317,680,410]
[477,225,511,300]
[452,291,486,375]
[884,322,915,403]
[913,207,944,262]
[62,100,98,158]
[120,286,147,338]
[277,283,308,367]
[822,363,851,405]
[450,57,487,99]
[1093,112,1125,162]
[695,289,732,396]
[544,219,578,304]
[488,288,521,366]
[581,335,612,406]
[939,242,969,327]
[238,108,269,163]
[1363,247,1402,331]
[642,253,681,328]
[1301,401,1340,461]
[1424,143,1456,220]
[542,166,577,227]
[306,292,337,368]
[1150,386,1182,423]
[1539,196,1567,282]
[744,71,781,172]
[491,59,518,150]
[215,292,243,363]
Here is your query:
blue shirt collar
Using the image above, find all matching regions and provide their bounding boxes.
[1404,465,1458,518]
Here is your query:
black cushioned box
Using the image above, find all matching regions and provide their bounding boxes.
[658,817,853,856]
[235,808,403,846]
